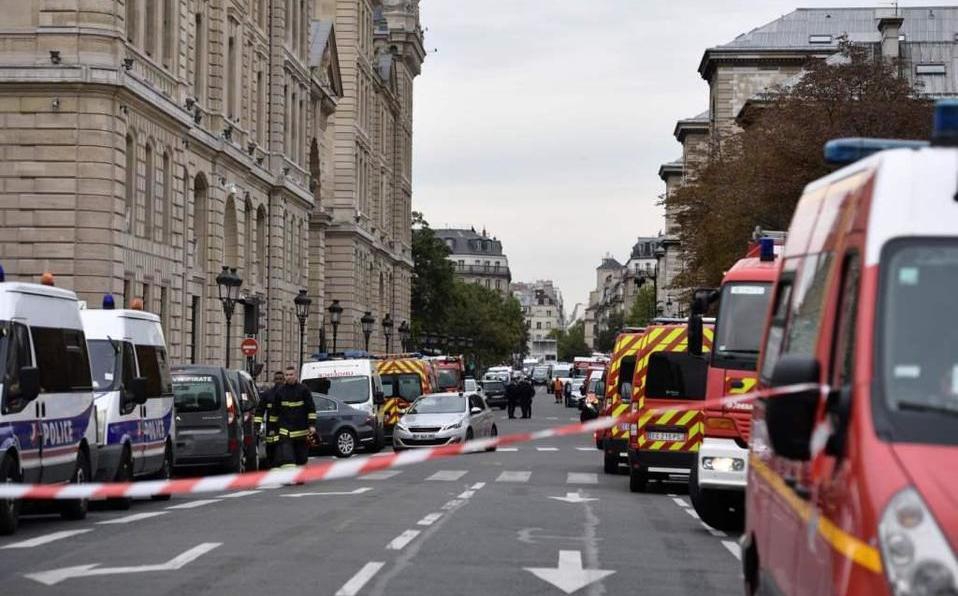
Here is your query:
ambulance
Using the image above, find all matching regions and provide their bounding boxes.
[0,271,97,535]
[301,355,386,452]
[597,328,645,470]
[82,296,175,508]
[376,355,437,438]
[743,101,958,595]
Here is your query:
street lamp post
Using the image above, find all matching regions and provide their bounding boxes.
[215,266,243,368]
[654,244,666,319]
[398,320,411,352]
[294,289,312,370]
[327,300,343,353]
[382,314,394,354]
[360,311,375,353]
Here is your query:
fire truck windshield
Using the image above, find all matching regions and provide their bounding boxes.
[713,283,772,369]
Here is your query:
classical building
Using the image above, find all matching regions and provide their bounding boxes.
[512,280,563,362]
[317,0,425,353]
[433,228,512,294]
[0,0,342,373]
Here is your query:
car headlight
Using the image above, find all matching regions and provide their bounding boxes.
[880,487,958,596]
[701,457,745,472]
[442,420,463,431]
[395,421,408,432]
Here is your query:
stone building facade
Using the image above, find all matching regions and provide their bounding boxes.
[512,280,563,361]
[316,0,424,353]
[433,228,512,294]
[0,0,342,374]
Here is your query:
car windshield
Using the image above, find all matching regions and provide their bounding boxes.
[408,394,466,414]
[881,243,958,420]
[88,339,120,391]
[713,283,772,364]
[482,381,505,393]
[304,375,370,404]
[437,369,460,388]
[381,373,423,401]
[533,368,548,377]
[172,375,221,412]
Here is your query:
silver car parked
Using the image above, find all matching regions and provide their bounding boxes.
[393,392,498,451]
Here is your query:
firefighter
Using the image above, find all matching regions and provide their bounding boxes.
[274,366,317,469]
[253,371,285,468]
[505,373,521,419]
[519,376,535,419]
[553,376,563,403]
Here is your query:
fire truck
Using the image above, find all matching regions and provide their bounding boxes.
[375,355,437,439]
[427,355,466,392]
[596,328,645,470]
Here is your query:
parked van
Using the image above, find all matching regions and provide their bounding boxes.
[301,357,385,451]
[744,104,958,596]
[0,274,97,534]
[171,365,246,473]
[82,299,174,507]
[225,369,262,471]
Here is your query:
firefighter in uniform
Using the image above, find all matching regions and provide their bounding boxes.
[275,366,317,468]
[253,371,285,468]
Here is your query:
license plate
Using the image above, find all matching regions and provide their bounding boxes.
[413,434,433,440]
[646,431,685,442]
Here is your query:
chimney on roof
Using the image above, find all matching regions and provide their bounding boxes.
[877,14,904,60]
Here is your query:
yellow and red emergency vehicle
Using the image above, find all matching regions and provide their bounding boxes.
[375,355,437,438]
[428,355,465,392]
[596,328,645,471]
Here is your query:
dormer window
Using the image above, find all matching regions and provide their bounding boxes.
[809,34,832,44]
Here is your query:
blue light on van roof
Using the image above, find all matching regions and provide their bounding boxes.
[102,294,115,310]
[932,99,958,146]
[759,237,775,262]
[824,137,928,165]
[0,265,5,283]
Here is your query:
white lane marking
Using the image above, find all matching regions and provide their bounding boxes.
[700,522,727,538]
[2,529,92,549]
[684,508,701,521]
[536,447,559,452]
[497,447,519,452]
[282,487,373,498]
[426,470,467,481]
[259,484,284,490]
[723,540,742,560]
[457,490,476,499]
[566,473,598,485]
[549,492,598,504]
[524,550,616,594]
[371,452,392,457]
[442,499,464,510]
[386,530,421,551]
[218,490,261,499]
[335,562,385,596]
[166,499,222,510]
[575,447,594,452]
[97,511,168,525]
[666,493,678,498]
[417,513,443,527]
[470,482,486,490]
[546,417,559,420]
[496,471,532,483]
[364,470,401,480]
[672,497,690,508]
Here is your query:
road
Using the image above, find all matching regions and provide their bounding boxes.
[0,388,741,595]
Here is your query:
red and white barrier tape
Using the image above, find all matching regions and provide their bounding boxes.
[0,382,824,500]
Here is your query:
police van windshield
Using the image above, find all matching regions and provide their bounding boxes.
[88,339,120,391]
[304,375,369,404]
[713,283,772,368]
[408,394,466,415]
[381,374,423,401]
[172,375,221,412]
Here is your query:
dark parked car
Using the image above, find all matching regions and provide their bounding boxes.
[311,393,378,457]
[480,379,507,410]
[171,365,248,473]
[226,369,263,471]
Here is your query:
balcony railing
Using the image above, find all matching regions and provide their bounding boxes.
[455,264,510,277]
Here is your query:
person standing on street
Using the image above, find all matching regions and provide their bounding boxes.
[505,373,520,419]
[254,371,285,468]
[275,366,317,469]
[519,376,535,419]
[553,376,563,403]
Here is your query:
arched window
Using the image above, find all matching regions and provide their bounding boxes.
[124,131,136,234]
[126,0,138,43]
[224,195,238,267]
[144,140,154,237]
[161,150,171,241]
[193,174,209,269]
[256,206,267,283]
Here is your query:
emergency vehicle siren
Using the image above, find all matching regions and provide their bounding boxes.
[932,98,958,146]
[759,237,775,262]
[103,294,116,310]
[0,265,5,282]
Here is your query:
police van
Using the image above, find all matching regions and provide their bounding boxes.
[0,271,97,535]
[82,296,174,507]
[301,355,386,452]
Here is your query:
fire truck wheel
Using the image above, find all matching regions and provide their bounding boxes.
[603,451,618,474]
[629,467,648,493]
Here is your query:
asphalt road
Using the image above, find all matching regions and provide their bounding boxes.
[0,388,742,595]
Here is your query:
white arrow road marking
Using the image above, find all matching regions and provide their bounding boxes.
[524,550,615,594]
[24,542,222,586]
[549,492,598,504]
[335,562,385,596]
[281,487,373,498]
[97,511,168,525]
[385,530,420,551]
[3,529,92,549]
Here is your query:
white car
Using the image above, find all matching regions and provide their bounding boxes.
[393,392,498,451]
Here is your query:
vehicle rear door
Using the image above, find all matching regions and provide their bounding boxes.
[135,343,173,474]
[173,373,228,459]
[1,321,41,483]
[312,396,338,444]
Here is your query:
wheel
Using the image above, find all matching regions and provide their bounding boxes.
[368,427,385,453]
[334,429,357,458]
[595,436,604,450]
[61,450,90,521]
[603,450,618,474]
[629,466,648,493]
[689,463,744,532]
[245,442,259,472]
[151,445,173,501]
[108,447,134,510]
[0,453,21,535]
[465,428,474,442]
[223,445,245,474]
[486,425,498,452]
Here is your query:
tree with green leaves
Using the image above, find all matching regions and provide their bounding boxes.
[626,285,656,328]
[594,312,625,353]
[548,321,591,361]
[411,211,456,337]
[442,281,526,370]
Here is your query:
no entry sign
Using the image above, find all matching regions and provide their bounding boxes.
[240,337,259,357]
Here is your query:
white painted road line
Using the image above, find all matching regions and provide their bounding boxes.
[545,417,559,420]
[723,540,742,560]
[427,470,468,481]
[282,487,373,498]
[575,447,594,452]
[335,562,385,596]
[417,513,443,526]
[701,522,727,538]
[457,490,476,499]
[386,530,421,551]
[442,499,464,510]
[364,470,401,480]
[566,473,599,485]
[536,447,559,452]
[497,447,519,452]
[219,490,261,499]
[166,499,222,510]
[2,529,92,549]
[496,471,532,483]
[684,508,701,521]
[470,482,486,490]
[97,511,168,525]
[672,497,690,508]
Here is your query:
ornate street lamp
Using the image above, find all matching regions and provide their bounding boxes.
[215,266,243,368]
[327,300,343,353]
[360,311,375,352]
[294,289,312,370]
[398,320,411,352]
[381,313,394,354]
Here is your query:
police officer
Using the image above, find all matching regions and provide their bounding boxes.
[253,371,284,468]
[505,373,520,419]
[274,366,317,468]
[519,376,535,419]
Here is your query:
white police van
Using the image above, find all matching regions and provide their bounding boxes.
[301,354,386,452]
[0,271,97,535]
[82,296,174,507]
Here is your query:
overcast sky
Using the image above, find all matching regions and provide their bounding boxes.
[411,0,941,311]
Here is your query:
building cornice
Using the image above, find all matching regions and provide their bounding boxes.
[698,47,833,80]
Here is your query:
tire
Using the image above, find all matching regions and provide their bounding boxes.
[595,436,604,450]
[0,453,21,536]
[689,464,745,533]
[629,466,648,493]
[150,445,173,501]
[334,429,357,458]
[603,450,618,474]
[223,445,244,474]
[465,428,474,442]
[108,447,134,510]
[368,427,385,453]
[61,450,90,521]
[486,425,498,452]
[245,442,259,473]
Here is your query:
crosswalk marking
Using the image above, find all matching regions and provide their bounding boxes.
[2,529,92,549]
[417,513,443,526]
[364,470,402,480]
[496,471,532,483]
[427,470,467,481]
[166,499,222,510]
[566,473,598,485]
[386,530,421,550]
[97,511,168,525]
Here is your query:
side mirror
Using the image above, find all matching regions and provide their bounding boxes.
[691,287,719,315]
[765,355,821,461]
[470,406,482,415]
[373,390,385,405]
[688,314,704,356]
[18,366,40,402]
[130,377,148,405]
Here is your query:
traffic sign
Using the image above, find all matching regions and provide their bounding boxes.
[240,337,259,357]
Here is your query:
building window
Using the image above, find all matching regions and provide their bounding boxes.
[145,0,157,56]
[193,12,207,102]
[916,64,946,76]
[227,21,238,120]
[256,206,267,282]
[144,141,154,237]
[256,70,265,145]
[536,322,542,329]
[124,131,136,234]
[244,199,253,280]
[193,173,209,268]
[162,0,174,68]
[126,0,138,44]
[809,34,832,44]
[161,150,171,241]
